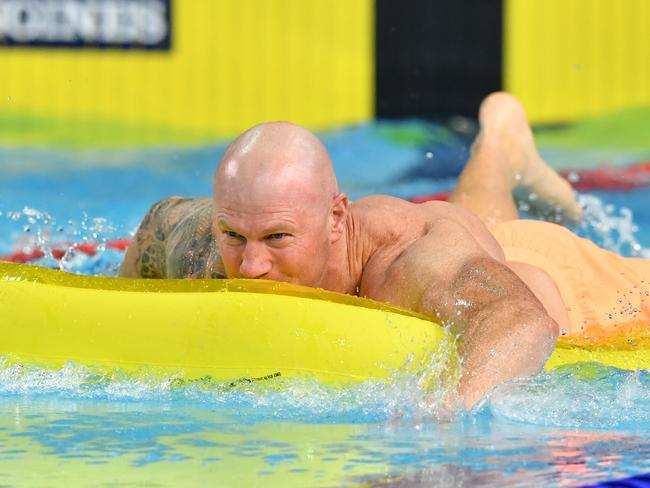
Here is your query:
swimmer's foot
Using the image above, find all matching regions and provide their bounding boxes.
[474,92,583,225]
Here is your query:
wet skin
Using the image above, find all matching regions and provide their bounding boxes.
[120,192,559,409]
[120,103,571,409]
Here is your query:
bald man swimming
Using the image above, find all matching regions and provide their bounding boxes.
[120,93,650,408]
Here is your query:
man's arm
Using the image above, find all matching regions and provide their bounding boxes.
[379,217,559,409]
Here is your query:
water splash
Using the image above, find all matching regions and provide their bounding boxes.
[4,356,649,429]
[577,194,647,257]
[0,330,462,424]
[488,364,650,429]
[1,206,123,275]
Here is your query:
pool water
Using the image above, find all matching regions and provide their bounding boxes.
[1,120,650,486]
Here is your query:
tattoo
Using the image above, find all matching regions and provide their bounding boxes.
[166,200,219,278]
[127,196,225,279]
[139,243,166,278]
[153,197,187,241]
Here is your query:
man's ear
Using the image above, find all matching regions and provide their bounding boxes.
[330,192,349,242]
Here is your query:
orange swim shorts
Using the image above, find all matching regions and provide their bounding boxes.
[490,220,650,342]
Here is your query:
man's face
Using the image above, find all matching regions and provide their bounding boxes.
[213,192,333,287]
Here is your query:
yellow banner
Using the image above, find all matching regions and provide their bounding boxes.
[504,0,650,123]
[0,0,373,143]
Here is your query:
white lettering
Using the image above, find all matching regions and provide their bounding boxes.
[138,1,167,45]
[78,1,100,42]
[0,2,9,38]
[0,0,170,47]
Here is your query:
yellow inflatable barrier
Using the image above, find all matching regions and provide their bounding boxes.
[0,261,648,383]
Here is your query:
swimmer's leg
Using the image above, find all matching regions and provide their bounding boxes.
[448,92,582,226]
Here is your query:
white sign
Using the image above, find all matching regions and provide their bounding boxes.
[0,0,171,49]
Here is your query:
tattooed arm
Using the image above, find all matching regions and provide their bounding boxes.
[119,197,225,279]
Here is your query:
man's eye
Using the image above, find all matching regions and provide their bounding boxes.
[267,233,288,240]
[223,230,243,239]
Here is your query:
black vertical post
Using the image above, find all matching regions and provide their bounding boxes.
[375,0,503,119]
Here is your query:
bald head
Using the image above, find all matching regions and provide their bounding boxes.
[213,122,338,208]
[211,122,349,286]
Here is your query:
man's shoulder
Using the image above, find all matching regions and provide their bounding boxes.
[355,195,507,268]
[348,195,442,259]
[350,194,456,228]
[350,194,499,263]
[351,194,409,210]
[350,195,409,223]
[351,195,456,299]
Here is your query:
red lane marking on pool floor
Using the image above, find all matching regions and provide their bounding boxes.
[560,161,650,192]
[407,161,650,203]
[1,239,132,264]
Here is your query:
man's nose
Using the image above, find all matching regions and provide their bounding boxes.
[239,243,272,279]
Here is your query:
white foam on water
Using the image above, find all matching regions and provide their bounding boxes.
[577,194,647,256]
[488,364,650,429]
